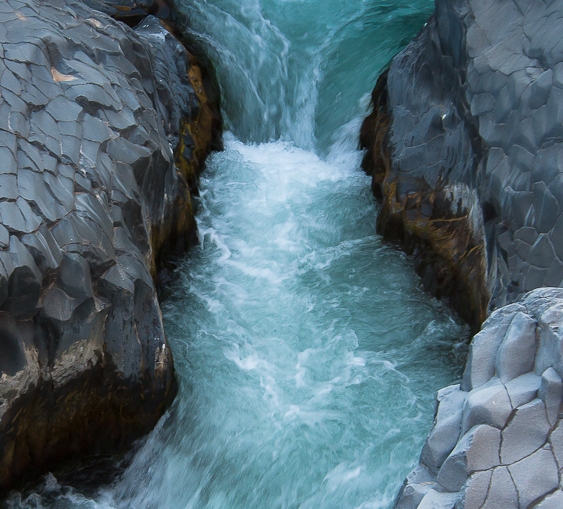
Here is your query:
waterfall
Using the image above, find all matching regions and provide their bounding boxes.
[5,1,470,508]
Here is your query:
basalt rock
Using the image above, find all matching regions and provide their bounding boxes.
[82,0,172,26]
[0,0,221,494]
[361,0,563,507]
[395,288,563,509]
[361,0,563,333]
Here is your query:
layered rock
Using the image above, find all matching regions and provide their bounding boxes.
[361,0,563,332]
[0,0,220,494]
[395,288,563,509]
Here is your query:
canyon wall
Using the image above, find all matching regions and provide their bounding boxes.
[361,0,563,333]
[0,0,220,494]
[360,0,563,506]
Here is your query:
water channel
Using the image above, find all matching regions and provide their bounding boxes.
[6,0,469,507]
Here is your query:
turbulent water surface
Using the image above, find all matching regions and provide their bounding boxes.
[6,0,471,508]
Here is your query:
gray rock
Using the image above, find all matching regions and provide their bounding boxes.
[501,398,550,464]
[508,446,559,508]
[363,0,563,502]
[394,291,563,508]
[533,490,563,509]
[463,471,492,509]
[437,425,500,492]
[394,466,436,509]
[548,420,563,471]
[540,367,563,427]
[394,483,434,509]
[417,490,459,509]
[481,467,518,509]
[504,372,541,408]
[462,309,514,391]
[420,385,466,474]
[495,310,537,383]
[461,377,513,434]
[0,0,221,494]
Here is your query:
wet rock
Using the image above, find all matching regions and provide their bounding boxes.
[361,0,563,332]
[363,0,563,506]
[0,0,221,494]
[395,289,563,508]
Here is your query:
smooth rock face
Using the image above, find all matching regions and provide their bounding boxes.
[394,288,563,508]
[361,0,563,331]
[0,0,220,494]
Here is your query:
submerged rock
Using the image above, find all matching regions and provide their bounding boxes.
[0,0,220,494]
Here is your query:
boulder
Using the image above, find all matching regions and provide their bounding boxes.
[361,0,563,332]
[394,289,563,508]
[0,0,221,494]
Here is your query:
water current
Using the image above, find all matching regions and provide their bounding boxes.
[6,0,470,508]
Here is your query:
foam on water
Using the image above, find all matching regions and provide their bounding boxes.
[3,0,470,507]
[6,134,467,509]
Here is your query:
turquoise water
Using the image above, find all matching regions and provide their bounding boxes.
[5,0,470,508]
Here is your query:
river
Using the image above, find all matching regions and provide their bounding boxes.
[5,0,469,508]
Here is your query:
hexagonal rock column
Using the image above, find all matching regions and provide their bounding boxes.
[361,0,563,333]
[395,287,563,509]
[0,0,220,494]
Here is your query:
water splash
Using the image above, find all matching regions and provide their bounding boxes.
[176,0,433,150]
[2,1,469,508]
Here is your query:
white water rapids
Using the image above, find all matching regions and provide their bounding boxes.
[5,0,470,508]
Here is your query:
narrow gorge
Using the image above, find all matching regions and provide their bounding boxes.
[1,0,563,508]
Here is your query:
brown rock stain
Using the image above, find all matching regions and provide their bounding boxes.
[361,71,488,333]
[148,27,222,278]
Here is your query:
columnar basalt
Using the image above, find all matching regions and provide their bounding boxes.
[361,0,563,332]
[0,0,220,494]
[395,288,563,508]
[360,0,563,506]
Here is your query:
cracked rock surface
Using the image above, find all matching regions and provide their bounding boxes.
[361,0,563,331]
[362,0,563,506]
[395,288,563,509]
[0,0,220,494]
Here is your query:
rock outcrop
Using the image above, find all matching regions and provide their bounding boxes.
[361,0,563,332]
[0,0,220,494]
[395,288,563,509]
[360,0,563,507]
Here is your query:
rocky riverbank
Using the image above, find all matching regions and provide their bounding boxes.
[0,0,220,494]
[361,0,563,506]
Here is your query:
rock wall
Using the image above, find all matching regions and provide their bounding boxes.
[0,0,220,494]
[361,0,563,332]
[360,0,563,507]
[396,288,563,509]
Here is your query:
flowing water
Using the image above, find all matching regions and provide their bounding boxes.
[5,0,471,508]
